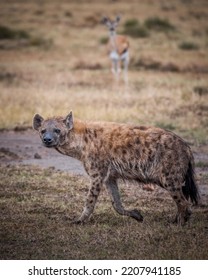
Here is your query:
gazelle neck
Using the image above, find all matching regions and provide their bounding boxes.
[109,30,117,51]
[109,29,116,36]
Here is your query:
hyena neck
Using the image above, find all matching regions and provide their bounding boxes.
[56,119,87,160]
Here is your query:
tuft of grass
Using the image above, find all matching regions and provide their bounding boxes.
[99,36,108,45]
[0,25,30,40]
[65,11,73,18]
[0,25,53,50]
[195,161,208,168]
[124,19,139,29]
[122,19,149,38]
[178,41,199,50]
[182,128,208,145]
[34,9,44,16]
[0,72,17,83]
[193,86,208,96]
[144,17,176,32]
[29,37,53,49]
[155,122,176,131]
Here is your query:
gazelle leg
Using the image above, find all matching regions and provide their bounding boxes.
[111,59,120,80]
[123,52,129,84]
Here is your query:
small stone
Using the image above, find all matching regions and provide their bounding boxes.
[34,153,41,159]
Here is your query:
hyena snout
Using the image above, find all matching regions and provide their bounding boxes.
[42,132,58,147]
[43,133,53,145]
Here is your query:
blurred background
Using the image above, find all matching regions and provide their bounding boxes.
[0,0,208,144]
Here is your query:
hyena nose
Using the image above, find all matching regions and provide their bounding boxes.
[43,136,52,145]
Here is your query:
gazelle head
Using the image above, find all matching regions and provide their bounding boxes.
[102,15,121,35]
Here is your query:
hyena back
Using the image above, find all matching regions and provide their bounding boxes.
[33,112,199,225]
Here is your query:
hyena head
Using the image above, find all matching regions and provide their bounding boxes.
[33,111,73,148]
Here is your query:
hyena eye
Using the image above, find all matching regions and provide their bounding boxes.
[41,129,46,134]
[54,128,61,134]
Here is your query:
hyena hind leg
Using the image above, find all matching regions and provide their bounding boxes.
[169,187,192,226]
[105,178,143,222]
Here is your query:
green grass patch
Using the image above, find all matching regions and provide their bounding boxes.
[122,17,175,38]
[185,128,208,145]
[122,19,149,38]
[29,37,53,49]
[144,17,176,32]
[99,36,109,45]
[193,86,208,96]
[0,25,52,49]
[178,41,199,50]
[155,122,176,131]
[124,19,139,28]
[195,161,208,168]
[0,25,30,40]
[0,165,207,259]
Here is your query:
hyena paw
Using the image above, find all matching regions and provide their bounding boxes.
[130,209,144,222]
[173,209,192,226]
[71,219,85,225]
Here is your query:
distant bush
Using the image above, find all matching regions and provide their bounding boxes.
[122,19,149,38]
[0,25,53,50]
[29,37,53,49]
[178,41,199,50]
[155,122,176,131]
[193,86,208,96]
[0,25,30,40]
[99,36,109,45]
[124,19,139,29]
[65,11,73,17]
[144,17,176,32]
[34,9,44,16]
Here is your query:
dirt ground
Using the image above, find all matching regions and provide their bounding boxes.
[0,129,207,206]
[0,129,86,175]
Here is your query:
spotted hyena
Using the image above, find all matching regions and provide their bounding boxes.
[33,111,199,225]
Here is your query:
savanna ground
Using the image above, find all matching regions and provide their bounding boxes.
[0,0,208,259]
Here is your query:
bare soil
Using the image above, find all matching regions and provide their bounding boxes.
[0,129,207,205]
[0,129,86,175]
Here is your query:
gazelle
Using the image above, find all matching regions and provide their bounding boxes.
[102,15,129,82]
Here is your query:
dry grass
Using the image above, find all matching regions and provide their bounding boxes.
[0,0,207,143]
[1,70,207,143]
[0,164,207,260]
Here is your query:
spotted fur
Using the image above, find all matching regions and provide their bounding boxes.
[33,112,199,225]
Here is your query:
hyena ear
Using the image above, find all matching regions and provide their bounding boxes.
[64,111,74,130]
[33,114,44,131]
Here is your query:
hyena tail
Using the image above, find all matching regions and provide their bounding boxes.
[182,161,199,205]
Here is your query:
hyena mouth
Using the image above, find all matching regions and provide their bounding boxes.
[43,142,57,148]
[42,137,58,148]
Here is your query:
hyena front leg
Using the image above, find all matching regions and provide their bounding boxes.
[75,176,102,224]
[105,177,143,222]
